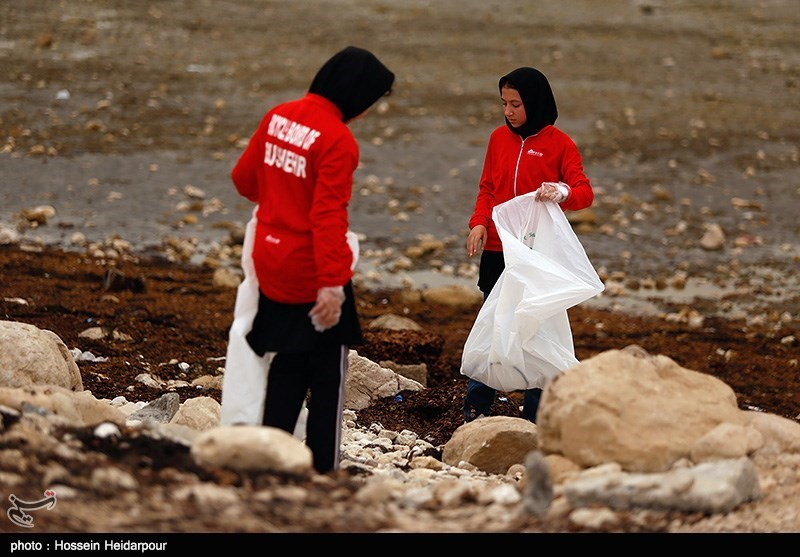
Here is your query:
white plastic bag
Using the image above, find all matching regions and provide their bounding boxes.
[460,192,604,392]
[219,207,273,427]
[219,207,359,439]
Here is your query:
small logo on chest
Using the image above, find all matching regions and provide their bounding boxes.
[527,149,544,157]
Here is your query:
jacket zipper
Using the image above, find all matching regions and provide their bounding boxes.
[513,136,525,196]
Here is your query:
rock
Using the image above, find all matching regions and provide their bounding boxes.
[0,321,83,391]
[420,284,483,307]
[690,422,764,463]
[744,412,800,455]
[127,392,181,425]
[442,416,539,474]
[522,450,553,517]
[191,425,313,475]
[379,360,428,387]
[345,351,423,410]
[0,384,125,426]
[368,313,422,331]
[212,267,241,288]
[700,223,726,250]
[0,224,20,245]
[171,396,221,431]
[538,345,747,472]
[563,458,761,514]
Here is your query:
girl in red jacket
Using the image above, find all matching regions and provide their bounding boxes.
[464,67,594,423]
[231,46,394,474]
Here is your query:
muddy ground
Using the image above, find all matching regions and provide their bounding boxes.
[1,245,798,444]
[0,0,798,536]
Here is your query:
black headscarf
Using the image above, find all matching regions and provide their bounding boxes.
[308,46,395,122]
[499,67,558,138]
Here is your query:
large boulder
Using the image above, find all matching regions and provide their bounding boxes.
[538,345,747,472]
[0,320,83,391]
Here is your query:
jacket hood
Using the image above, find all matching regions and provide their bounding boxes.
[499,67,558,138]
[308,46,395,122]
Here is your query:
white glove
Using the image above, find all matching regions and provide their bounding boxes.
[308,286,345,332]
[536,181,570,203]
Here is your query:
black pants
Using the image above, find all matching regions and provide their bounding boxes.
[262,344,348,474]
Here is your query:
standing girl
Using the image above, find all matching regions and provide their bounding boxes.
[227,46,394,473]
[464,67,593,423]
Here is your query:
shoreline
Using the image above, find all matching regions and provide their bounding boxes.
[3,232,794,336]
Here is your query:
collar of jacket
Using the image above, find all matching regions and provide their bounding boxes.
[304,93,344,121]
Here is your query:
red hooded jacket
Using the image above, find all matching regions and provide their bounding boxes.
[231,93,359,303]
[468,123,593,252]
[232,47,394,305]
